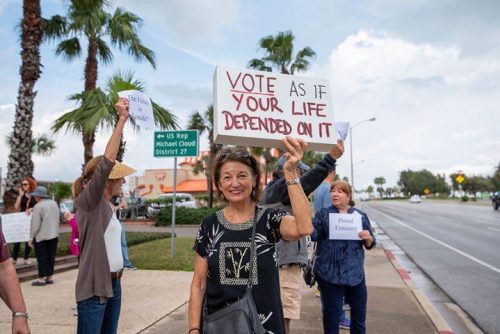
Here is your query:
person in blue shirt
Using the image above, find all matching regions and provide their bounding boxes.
[313,170,336,214]
[311,180,376,334]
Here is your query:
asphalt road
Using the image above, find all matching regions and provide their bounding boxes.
[359,200,500,334]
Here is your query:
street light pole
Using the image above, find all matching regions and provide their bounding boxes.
[349,117,376,195]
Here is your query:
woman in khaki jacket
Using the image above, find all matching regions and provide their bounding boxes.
[72,98,136,334]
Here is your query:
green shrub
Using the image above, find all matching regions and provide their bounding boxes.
[9,231,171,258]
[156,206,222,226]
[461,195,469,202]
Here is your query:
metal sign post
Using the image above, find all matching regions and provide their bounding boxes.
[153,130,199,258]
[171,157,177,258]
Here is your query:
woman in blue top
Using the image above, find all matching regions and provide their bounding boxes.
[311,180,376,334]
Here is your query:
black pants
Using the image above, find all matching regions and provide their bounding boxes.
[12,242,31,260]
[34,238,58,277]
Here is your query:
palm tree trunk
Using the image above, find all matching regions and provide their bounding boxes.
[3,0,42,213]
[82,37,99,163]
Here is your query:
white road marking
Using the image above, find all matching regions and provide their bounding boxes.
[368,206,500,275]
[488,227,500,233]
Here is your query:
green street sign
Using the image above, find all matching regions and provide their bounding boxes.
[154,130,199,157]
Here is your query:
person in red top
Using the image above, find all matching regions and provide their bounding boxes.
[0,224,31,333]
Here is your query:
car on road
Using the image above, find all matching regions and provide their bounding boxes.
[147,193,197,217]
[491,191,500,210]
[409,195,422,203]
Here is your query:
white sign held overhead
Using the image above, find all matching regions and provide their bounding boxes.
[335,122,349,141]
[329,213,362,240]
[118,90,154,129]
[214,66,337,152]
[1,213,31,243]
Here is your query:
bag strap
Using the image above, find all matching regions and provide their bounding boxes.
[246,205,259,291]
[202,206,259,316]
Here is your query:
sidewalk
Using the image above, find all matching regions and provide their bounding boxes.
[141,247,445,334]
[0,248,448,333]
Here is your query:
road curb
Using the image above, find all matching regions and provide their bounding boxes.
[384,249,454,334]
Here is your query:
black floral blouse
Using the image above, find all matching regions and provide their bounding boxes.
[194,205,288,334]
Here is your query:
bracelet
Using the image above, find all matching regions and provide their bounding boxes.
[189,328,200,333]
[12,311,28,319]
[286,177,300,186]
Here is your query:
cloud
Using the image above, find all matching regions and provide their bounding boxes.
[361,0,500,56]
[326,30,500,189]
[115,0,239,45]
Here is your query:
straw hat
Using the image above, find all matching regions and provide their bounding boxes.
[109,161,136,179]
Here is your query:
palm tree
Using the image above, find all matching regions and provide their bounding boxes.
[3,0,43,213]
[374,177,386,198]
[248,31,316,181]
[6,133,56,175]
[187,104,222,208]
[52,71,178,162]
[248,31,316,75]
[43,0,156,163]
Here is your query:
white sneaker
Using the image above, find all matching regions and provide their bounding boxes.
[24,259,32,265]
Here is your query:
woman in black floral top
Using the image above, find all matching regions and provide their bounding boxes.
[188,137,314,334]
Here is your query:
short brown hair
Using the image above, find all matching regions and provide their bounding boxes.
[213,148,261,202]
[331,180,355,207]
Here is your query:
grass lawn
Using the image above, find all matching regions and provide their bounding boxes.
[9,231,171,258]
[128,237,195,272]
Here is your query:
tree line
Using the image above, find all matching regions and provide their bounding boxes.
[363,163,500,198]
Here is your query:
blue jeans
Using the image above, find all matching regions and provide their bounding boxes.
[317,275,367,334]
[120,222,133,267]
[77,279,122,334]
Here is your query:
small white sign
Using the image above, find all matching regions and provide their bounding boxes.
[1,213,31,243]
[329,213,362,240]
[335,122,349,141]
[214,66,335,152]
[118,90,154,129]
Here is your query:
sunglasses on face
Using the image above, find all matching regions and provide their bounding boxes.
[22,183,29,186]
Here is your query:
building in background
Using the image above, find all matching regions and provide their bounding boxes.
[129,149,280,200]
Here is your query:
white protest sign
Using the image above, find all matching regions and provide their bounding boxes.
[329,213,362,240]
[1,213,31,243]
[118,90,154,129]
[335,122,349,141]
[214,66,336,151]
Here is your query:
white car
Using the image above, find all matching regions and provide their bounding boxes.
[409,195,422,203]
[147,193,197,216]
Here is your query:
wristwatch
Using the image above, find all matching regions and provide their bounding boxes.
[286,178,301,186]
[12,311,28,319]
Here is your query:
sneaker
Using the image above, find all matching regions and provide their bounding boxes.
[339,319,351,329]
[12,259,17,265]
[24,259,32,265]
[343,303,351,311]
[314,289,321,298]
[124,266,137,271]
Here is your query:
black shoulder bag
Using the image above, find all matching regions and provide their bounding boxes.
[303,241,317,287]
[202,207,266,334]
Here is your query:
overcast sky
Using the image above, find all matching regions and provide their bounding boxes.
[0,0,499,190]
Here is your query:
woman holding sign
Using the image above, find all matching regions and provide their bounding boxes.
[72,97,136,334]
[188,136,313,334]
[311,180,376,334]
